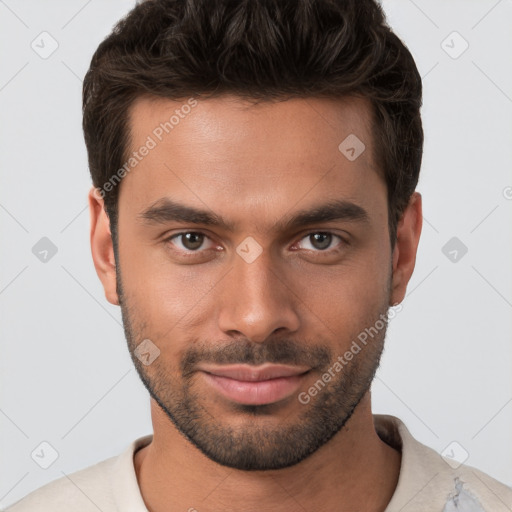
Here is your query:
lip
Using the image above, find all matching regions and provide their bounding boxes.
[198,364,310,406]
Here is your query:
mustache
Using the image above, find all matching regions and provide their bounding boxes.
[181,337,332,375]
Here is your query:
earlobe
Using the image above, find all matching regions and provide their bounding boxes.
[88,187,119,306]
[390,192,423,306]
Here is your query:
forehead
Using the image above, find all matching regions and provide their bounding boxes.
[119,94,385,230]
[127,94,375,160]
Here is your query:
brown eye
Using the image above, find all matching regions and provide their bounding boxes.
[168,232,211,252]
[180,232,204,250]
[309,233,332,250]
[296,232,344,252]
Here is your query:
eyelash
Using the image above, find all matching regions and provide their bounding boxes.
[163,231,348,257]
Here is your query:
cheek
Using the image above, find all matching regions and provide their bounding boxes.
[294,242,390,303]
[118,219,391,346]
[120,242,226,342]
[150,270,219,334]
[285,251,391,346]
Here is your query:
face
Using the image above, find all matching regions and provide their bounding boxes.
[97,95,404,471]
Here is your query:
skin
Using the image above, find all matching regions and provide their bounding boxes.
[89,94,422,512]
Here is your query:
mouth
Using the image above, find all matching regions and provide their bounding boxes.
[197,363,311,406]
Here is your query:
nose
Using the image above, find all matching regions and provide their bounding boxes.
[217,248,301,343]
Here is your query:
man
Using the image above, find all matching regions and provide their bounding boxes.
[5,0,511,511]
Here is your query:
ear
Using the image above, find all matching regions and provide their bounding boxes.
[88,187,119,306]
[390,191,423,306]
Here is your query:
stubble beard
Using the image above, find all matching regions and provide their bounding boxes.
[117,268,391,471]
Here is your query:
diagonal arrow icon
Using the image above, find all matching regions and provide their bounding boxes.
[236,236,263,263]
[31,441,59,468]
[135,339,160,365]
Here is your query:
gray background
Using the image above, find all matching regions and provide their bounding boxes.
[1,0,511,508]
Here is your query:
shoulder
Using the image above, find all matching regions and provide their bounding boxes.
[3,455,117,512]
[374,414,512,512]
[3,434,152,512]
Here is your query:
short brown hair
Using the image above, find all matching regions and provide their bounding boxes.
[82,0,423,251]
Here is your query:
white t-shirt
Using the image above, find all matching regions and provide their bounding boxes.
[4,414,512,511]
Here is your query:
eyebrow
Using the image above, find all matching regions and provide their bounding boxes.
[138,197,370,233]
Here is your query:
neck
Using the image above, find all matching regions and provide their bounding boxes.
[135,392,401,512]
